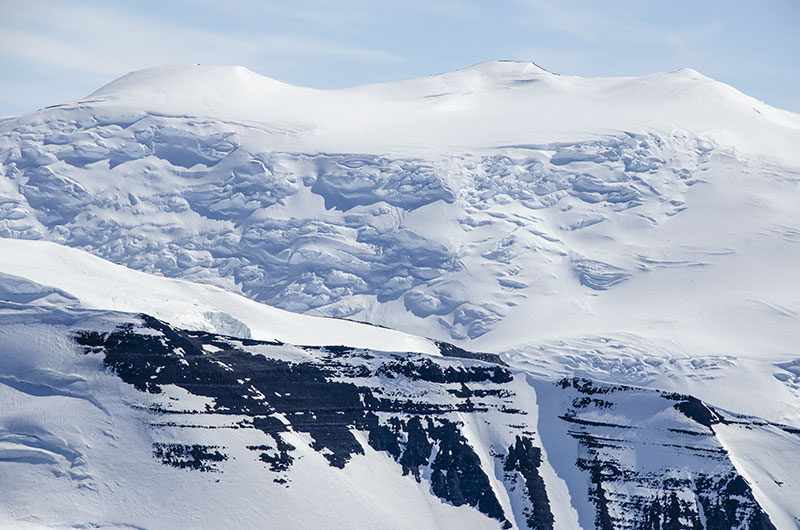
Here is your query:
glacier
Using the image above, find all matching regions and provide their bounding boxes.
[1,60,799,528]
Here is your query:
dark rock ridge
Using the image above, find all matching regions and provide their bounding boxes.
[73,316,779,529]
[75,314,534,528]
[556,378,776,530]
[152,443,227,472]
[504,436,554,530]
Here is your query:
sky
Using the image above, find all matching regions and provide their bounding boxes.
[1,0,799,116]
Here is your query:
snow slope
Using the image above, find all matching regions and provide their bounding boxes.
[0,237,440,354]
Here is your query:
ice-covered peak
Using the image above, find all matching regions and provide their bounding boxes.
[9,60,800,163]
[407,59,553,86]
[85,64,316,124]
[343,60,554,100]
[456,59,550,73]
[90,64,293,99]
[92,61,552,100]
[666,67,705,78]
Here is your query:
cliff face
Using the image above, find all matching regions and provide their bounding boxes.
[1,302,783,529]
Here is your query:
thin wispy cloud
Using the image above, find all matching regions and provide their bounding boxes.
[512,0,720,58]
[0,0,403,79]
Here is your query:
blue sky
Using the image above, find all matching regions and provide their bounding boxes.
[2,0,799,116]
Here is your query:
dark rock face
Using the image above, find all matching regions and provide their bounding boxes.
[73,317,781,529]
[75,315,524,527]
[434,340,508,366]
[428,420,508,527]
[556,378,777,530]
[672,396,718,429]
[152,443,227,472]
[504,436,554,530]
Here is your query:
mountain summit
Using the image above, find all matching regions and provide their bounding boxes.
[36,61,799,160]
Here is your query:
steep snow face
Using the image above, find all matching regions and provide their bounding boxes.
[1,62,800,427]
[0,304,791,530]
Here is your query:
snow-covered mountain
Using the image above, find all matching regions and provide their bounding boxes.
[1,61,799,528]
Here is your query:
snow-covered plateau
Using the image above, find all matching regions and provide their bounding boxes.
[1,60,799,529]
